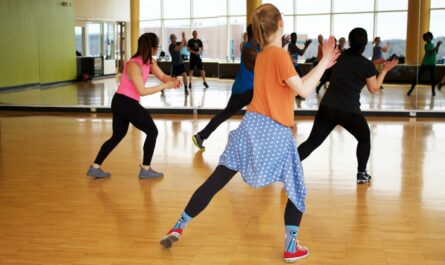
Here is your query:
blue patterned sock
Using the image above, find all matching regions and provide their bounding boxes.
[173,211,193,230]
[284,225,300,253]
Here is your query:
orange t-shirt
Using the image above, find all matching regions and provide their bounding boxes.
[247,46,297,128]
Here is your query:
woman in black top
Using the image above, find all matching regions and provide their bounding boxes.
[298,28,398,184]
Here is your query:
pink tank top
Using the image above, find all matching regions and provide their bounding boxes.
[116,56,151,101]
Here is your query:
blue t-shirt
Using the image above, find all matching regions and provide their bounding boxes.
[232,42,260,94]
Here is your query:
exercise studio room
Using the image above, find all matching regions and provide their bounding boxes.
[0,0,444,264]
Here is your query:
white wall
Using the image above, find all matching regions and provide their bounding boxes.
[74,0,130,21]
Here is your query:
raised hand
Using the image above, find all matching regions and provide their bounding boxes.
[304,39,312,47]
[382,58,399,73]
[281,35,290,47]
[322,36,341,69]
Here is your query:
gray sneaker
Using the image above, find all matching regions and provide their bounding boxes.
[139,167,163,179]
[87,166,111,178]
[192,133,205,150]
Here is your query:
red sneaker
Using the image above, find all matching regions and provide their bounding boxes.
[160,228,182,248]
[283,244,309,262]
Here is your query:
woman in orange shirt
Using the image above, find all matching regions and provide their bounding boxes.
[160,4,339,262]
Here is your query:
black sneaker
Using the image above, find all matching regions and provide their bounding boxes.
[357,172,372,184]
[192,133,205,150]
[203,82,209,88]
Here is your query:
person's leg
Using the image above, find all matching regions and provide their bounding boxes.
[428,65,436,96]
[189,60,195,88]
[88,96,130,178]
[117,100,161,178]
[160,165,237,248]
[297,106,337,161]
[283,199,308,261]
[408,64,427,95]
[198,90,252,140]
[182,72,188,93]
[198,60,208,88]
[337,111,371,183]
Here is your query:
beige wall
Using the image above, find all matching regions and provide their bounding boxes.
[74,0,130,21]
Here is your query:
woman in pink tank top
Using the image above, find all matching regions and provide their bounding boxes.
[87,33,180,179]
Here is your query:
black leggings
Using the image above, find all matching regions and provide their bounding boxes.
[298,105,371,172]
[184,165,303,227]
[409,64,436,93]
[94,93,158,166]
[198,90,253,140]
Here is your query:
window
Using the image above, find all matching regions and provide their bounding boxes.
[332,0,374,13]
[295,15,330,58]
[430,10,445,61]
[376,12,407,57]
[163,19,190,58]
[229,16,246,61]
[376,0,407,11]
[75,27,83,55]
[431,0,445,8]
[296,0,331,14]
[87,23,101,56]
[140,0,161,20]
[192,18,227,60]
[229,0,245,16]
[164,0,190,19]
[193,0,226,18]
[104,23,116,60]
[262,0,293,15]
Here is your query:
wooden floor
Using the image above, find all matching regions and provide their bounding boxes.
[0,112,444,265]
[1,77,445,112]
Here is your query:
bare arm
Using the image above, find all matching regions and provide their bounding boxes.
[366,58,398,93]
[285,37,340,98]
[127,62,180,96]
[242,47,258,71]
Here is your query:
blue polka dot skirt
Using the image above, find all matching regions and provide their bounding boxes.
[219,112,307,212]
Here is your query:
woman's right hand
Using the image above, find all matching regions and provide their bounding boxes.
[321,36,340,69]
[164,78,181,90]
[382,58,399,74]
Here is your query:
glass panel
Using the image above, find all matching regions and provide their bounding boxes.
[283,15,293,34]
[192,18,227,60]
[163,19,191,60]
[86,23,101,56]
[228,16,246,61]
[332,0,374,13]
[430,10,445,61]
[75,26,83,56]
[140,0,161,20]
[375,12,407,58]
[431,0,445,8]
[164,0,191,19]
[104,23,116,60]
[193,0,226,18]
[295,15,330,59]
[332,13,374,58]
[376,0,407,11]
[140,20,162,56]
[229,0,246,16]
[261,0,293,15]
[296,0,331,14]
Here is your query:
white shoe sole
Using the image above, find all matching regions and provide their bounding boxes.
[160,233,180,248]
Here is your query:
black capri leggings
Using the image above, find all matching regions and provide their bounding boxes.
[94,93,158,166]
[184,165,303,227]
[298,105,371,172]
[198,90,253,140]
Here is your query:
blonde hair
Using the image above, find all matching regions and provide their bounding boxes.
[251,3,282,48]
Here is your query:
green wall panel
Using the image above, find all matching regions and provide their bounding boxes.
[0,0,40,87]
[37,0,76,84]
[0,0,76,88]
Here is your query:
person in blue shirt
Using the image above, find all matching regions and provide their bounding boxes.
[192,24,260,150]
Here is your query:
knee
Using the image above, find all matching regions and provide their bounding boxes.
[146,126,158,139]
